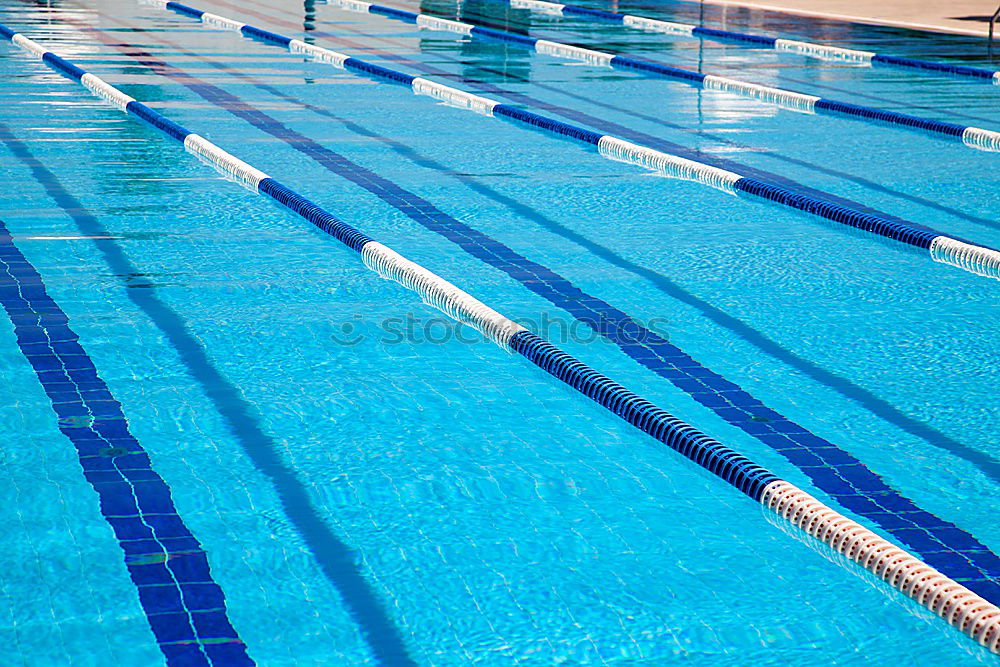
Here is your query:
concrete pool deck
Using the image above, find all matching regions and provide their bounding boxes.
[693,0,999,37]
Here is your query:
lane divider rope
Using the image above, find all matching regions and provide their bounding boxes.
[498,0,1000,84]
[6,21,1000,654]
[145,2,1000,281]
[320,0,1000,151]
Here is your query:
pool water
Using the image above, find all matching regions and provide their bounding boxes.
[0,0,998,663]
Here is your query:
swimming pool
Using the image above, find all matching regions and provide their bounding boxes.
[0,0,998,662]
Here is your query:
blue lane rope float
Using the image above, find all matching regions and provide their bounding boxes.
[484,0,1000,84]
[4,22,1000,654]
[319,0,1000,152]
[147,2,1000,282]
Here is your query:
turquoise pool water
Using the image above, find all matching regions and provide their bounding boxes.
[0,0,998,663]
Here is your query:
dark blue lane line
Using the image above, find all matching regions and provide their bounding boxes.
[0,215,253,667]
[96,29,1000,601]
[184,32,1000,497]
[0,120,416,667]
